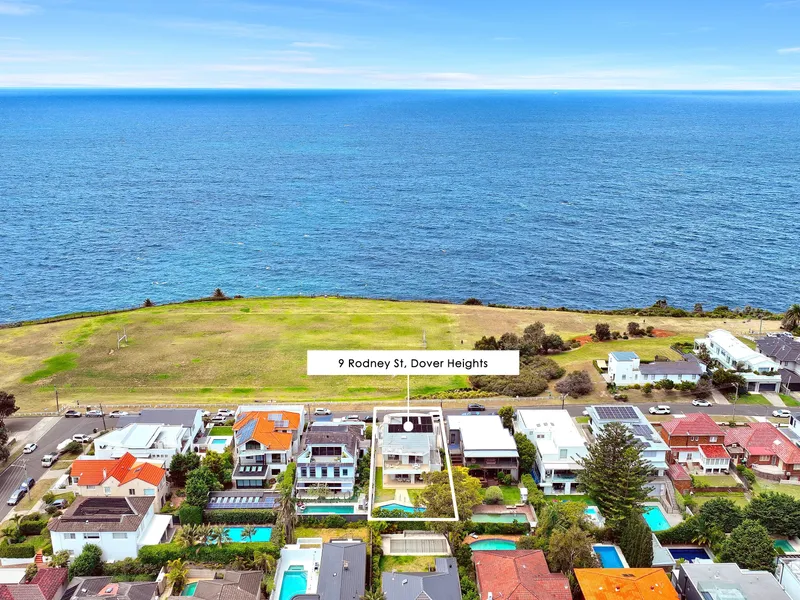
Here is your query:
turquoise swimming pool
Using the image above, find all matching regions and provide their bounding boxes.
[594,545,624,568]
[472,513,527,524]
[775,539,795,552]
[278,568,308,600]
[643,505,670,532]
[469,539,517,550]
[183,583,198,596]
[210,439,228,445]
[380,503,425,513]
[301,505,355,514]
[224,526,272,542]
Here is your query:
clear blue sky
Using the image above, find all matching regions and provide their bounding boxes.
[1,0,799,88]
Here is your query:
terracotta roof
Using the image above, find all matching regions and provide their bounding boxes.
[698,445,730,459]
[661,413,724,438]
[574,569,678,600]
[233,412,294,450]
[71,453,165,487]
[0,569,68,600]
[723,423,800,465]
[667,462,691,481]
[473,550,571,600]
[234,410,299,431]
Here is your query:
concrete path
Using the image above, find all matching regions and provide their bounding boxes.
[762,391,786,407]
[711,389,730,405]
[394,489,411,504]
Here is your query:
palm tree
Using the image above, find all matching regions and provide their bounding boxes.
[167,559,189,595]
[208,525,232,547]
[361,590,385,600]
[253,550,277,575]
[197,524,211,546]
[782,304,800,332]
[241,524,257,543]
[276,481,297,544]
[175,524,202,549]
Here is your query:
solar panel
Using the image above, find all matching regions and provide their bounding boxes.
[387,415,434,433]
[594,405,638,420]
[631,424,654,439]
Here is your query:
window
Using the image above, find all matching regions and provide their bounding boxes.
[104,487,111,495]
[333,467,340,477]
[64,533,76,540]
[86,485,96,490]
[559,449,568,459]
[321,467,328,478]
[144,489,155,496]
[310,467,316,477]
[689,436,699,442]
[129,489,136,495]
[709,436,717,443]
[341,469,349,477]
[112,533,128,539]
[83,533,100,539]
[300,467,308,477]
[621,375,626,381]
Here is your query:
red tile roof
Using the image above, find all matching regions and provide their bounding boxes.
[724,423,800,465]
[71,453,165,487]
[0,569,68,600]
[661,413,724,438]
[698,445,730,459]
[667,462,691,481]
[575,569,678,600]
[473,550,571,600]
[670,447,699,453]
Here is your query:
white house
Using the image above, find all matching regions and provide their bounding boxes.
[514,410,588,495]
[607,351,706,386]
[93,424,191,462]
[447,415,519,481]
[379,413,442,485]
[117,409,204,448]
[758,334,800,392]
[296,423,361,498]
[695,329,782,392]
[47,497,172,562]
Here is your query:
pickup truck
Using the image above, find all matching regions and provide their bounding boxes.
[41,453,60,468]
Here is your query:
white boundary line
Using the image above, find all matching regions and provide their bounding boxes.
[368,405,458,522]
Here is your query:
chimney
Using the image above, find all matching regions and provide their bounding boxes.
[102,469,107,479]
[343,561,349,570]
[488,594,493,600]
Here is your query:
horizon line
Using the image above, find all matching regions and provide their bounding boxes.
[2,86,800,92]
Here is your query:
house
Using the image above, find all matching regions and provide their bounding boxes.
[379,413,442,485]
[574,568,678,600]
[0,569,68,600]
[514,410,587,495]
[776,557,800,600]
[297,541,367,600]
[695,329,782,393]
[296,424,361,498]
[235,405,306,454]
[447,415,519,482]
[677,562,791,600]
[382,557,460,600]
[63,577,158,600]
[47,497,173,561]
[68,452,169,510]
[232,410,300,489]
[607,351,706,386]
[93,424,193,463]
[660,413,731,474]
[723,422,800,480]
[117,409,204,449]
[168,572,263,600]
[585,405,669,495]
[758,335,800,392]
[473,549,571,600]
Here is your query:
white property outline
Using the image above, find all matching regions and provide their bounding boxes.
[368,405,459,522]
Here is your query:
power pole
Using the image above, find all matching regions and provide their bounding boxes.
[99,403,108,431]
[54,386,59,412]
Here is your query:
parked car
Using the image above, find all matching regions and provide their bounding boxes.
[108,410,129,418]
[467,403,486,412]
[217,409,235,417]
[202,410,211,417]
[20,477,35,491]
[86,409,103,417]
[210,415,229,424]
[64,410,81,418]
[48,498,69,510]
[72,434,91,443]
[692,399,712,407]
[23,443,37,454]
[314,408,332,416]
[7,489,26,506]
[773,409,792,418]
[649,405,671,415]
[41,453,59,468]
[362,415,374,423]
[341,415,361,422]
[461,412,481,416]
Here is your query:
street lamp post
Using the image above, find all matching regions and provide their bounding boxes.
[732,383,740,422]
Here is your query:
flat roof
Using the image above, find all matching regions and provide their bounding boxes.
[516,410,586,445]
[610,351,639,361]
[447,415,517,453]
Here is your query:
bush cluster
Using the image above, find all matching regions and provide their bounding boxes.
[296,515,349,529]
[0,542,35,558]
[178,504,202,525]
[203,509,276,524]
[138,541,278,566]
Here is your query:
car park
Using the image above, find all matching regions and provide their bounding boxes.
[773,409,792,418]
[64,410,81,418]
[7,489,26,506]
[23,443,37,454]
[649,405,671,415]
[314,408,332,416]
[467,403,486,411]
[86,409,103,417]
[109,410,129,418]
[692,399,712,407]
[72,434,91,443]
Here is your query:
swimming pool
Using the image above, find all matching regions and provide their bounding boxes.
[278,568,308,600]
[380,503,425,513]
[223,526,272,542]
[584,505,604,526]
[469,539,517,550]
[668,548,711,562]
[593,545,625,568]
[643,505,670,532]
[210,438,228,445]
[301,505,355,514]
[472,513,527,524]
[183,583,198,596]
[775,539,795,552]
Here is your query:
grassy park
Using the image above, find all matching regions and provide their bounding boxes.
[0,296,780,412]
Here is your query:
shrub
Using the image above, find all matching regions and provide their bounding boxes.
[178,504,202,525]
[103,558,158,578]
[736,464,756,485]
[484,486,504,505]
[19,519,47,536]
[203,510,276,524]
[656,516,700,545]
[70,544,103,577]
[464,298,483,306]
[138,542,278,567]
[0,543,35,558]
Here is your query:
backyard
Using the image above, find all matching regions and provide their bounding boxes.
[294,527,369,543]
[480,485,521,505]
[379,555,442,573]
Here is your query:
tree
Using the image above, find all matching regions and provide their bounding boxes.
[642,383,653,395]
[202,449,233,486]
[50,551,70,569]
[361,591,385,600]
[498,406,515,431]
[514,433,537,475]
[699,497,745,533]
[693,303,704,314]
[658,378,675,391]
[185,465,221,507]
[627,322,643,336]
[175,523,204,548]
[208,525,232,546]
[474,336,500,350]
[419,467,483,520]
[70,544,103,577]
[782,304,800,332]
[745,491,800,537]
[594,323,611,341]
[24,563,38,583]
[541,333,565,354]
[484,486,503,505]
[719,520,777,571]
[712,369,747,391]
[537,501,586,537]
[555,370,594,398]
[0,391,18,424]
[691,519,725,549]
[546,525,598,585]
[143,298,154,307]
[499,332,521,350]
[276,465,298,544]
[521,322,546,355]
[619,513,653,568]
[167,559,189,594]
[212,288,227,299]
[169,452,201,487]
[577,422,654,532]
[239,524,257,543]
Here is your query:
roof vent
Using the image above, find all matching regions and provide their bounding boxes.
[343,561,349,570]
[402,579,408,586]
[487,593,493,600]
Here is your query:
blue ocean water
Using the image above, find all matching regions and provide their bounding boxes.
[1,90,799,323]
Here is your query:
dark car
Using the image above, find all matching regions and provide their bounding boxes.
[20,477,35,491]
[48,498,68,510]
[467,403,486,412]
[64,410,81,418]
[7,488,26,506]
[362,415,374,423]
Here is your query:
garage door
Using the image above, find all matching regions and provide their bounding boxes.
[759,383,777,391]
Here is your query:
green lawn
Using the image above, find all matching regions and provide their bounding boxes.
[481,485,521,505]
[575,416,589,424]
[16,477,59,511]
[379,555,443,573]
[692,475,740,488]
[753,481,800,500]
[691,492,749,508]
[730,393,771,406]
[781,394,800,407]
[373,467,395,502]
[209,426,233,436]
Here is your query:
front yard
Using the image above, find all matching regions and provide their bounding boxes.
[781,394,800,407]
[690,492,749,508]
[730,393,771,406]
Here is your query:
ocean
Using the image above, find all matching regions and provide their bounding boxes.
[1,90,799,323]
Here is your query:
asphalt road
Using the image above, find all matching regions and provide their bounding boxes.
[0,415,100,520]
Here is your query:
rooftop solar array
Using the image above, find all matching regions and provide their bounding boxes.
[73,497,134,516]
[387,415,434,433]
[207,493,277,509]
[632,423,655,439]
[594,405,638,420]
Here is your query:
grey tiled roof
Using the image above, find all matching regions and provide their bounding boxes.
[48,497,154,533]
[758,337,800,362]
[183,572,262,600]
[640,360,705,376]
[303,426,360,458]
[382,558,460,600]
[118,409,201,429]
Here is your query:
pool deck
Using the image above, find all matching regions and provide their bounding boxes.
[471,504,537,525]
[464,533,521,545]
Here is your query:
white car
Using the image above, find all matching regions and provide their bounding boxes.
[341,415,361,422]
[582,409,589,416]
[773,409,792,418]
[314,408,332,416]
[108,410,129,418]
[23,443,37,454]
[86,409,103,417]
[649,405,671,415]
[692,399,712,407]
[202,410,211,417]
[217,409,235,417]
[210,415,229,424]
[72,434,91,443]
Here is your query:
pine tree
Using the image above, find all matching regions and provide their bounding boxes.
[576,421,654,532]
[619,513,653,568]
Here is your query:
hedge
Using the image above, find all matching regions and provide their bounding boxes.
[204,509,276,524]
[19,519,48,536]
[296,515,349,529]
[178,504,203,525]
[0,543,36,558]
[464,521,530,535]
[655,516,700,545]
[138,541,278,566]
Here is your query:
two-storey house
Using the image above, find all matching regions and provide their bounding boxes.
[93,424,191,463]
[68,452,169,510]
[514,410,587,494]
[232,410,300,489]
[447,415,519,482]
[296,424,361,498]
[724,422,800,481]
[695,329,782,393]
[659,413,730,474]
[758,334,800,392]
[379,413,442,485]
